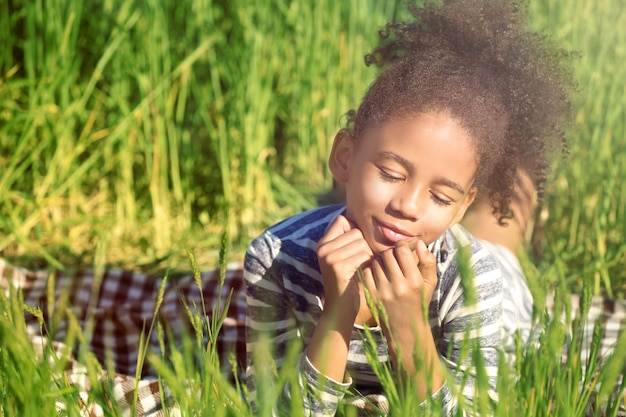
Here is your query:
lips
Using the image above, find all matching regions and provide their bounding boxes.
[376,220,415,245]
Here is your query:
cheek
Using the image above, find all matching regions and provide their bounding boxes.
[420,207,463,240]
[354,173,392,207]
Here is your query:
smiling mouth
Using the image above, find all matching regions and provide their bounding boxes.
[377,221,415,245]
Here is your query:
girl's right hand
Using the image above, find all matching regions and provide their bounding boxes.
[316,215,373,317]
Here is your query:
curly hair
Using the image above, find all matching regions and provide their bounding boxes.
[345,0,575,222]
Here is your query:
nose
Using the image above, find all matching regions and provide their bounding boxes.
[390,186,425,221]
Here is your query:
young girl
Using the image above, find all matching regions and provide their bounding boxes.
[244,0,574,415]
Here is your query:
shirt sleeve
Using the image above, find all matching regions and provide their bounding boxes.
[244,231,350,416]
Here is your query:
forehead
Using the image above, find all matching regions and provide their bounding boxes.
[360,112,478,158]
[358,112,479,182]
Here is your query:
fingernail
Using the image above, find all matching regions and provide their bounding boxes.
[418,240,427,251]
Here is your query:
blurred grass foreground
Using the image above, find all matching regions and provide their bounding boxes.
[0,0,625,291]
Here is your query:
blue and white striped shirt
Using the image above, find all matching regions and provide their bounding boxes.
[244,205,504,416]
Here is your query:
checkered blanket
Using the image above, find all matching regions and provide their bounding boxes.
[1,258,624,416]
[26,332,178,416]
[0,258,246,416]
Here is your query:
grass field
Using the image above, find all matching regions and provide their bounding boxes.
[0,0,401,273]
[1,0,625,415]
[1,0,625,295]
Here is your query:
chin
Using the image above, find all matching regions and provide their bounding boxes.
[368,239,395,255]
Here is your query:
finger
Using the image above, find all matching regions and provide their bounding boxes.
[394,241,420,282]
[403,236,419,252]
[343,215,359,230]
[318,228,369,254]
[318,236,374,273]
[380,247,405,286]
[371,256,391,295]
[317,214,355,248]
[397,237,420,265]
[317,215,373,260]
[358,267,378,304]
[316,218,374,282]
[415,240,437,288]
[342,249,376,271]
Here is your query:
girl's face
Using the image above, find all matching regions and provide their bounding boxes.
[330,111,478,254]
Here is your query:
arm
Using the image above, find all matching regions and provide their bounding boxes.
[245,232,299,414]
[307,215,373,381]
[360,234,503,415]
[359,240,445,402]
[245,219,367,417]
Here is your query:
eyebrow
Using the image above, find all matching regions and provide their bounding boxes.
[379,151,414,171]
[434,177,466,195]
[378,151,467,195]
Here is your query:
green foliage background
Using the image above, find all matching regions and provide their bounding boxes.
[0,1,625,415]
[0,0,624,296]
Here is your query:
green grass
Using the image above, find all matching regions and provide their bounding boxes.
[1,258,625,416]
[0,0,399,272]
[1,0,625,415]
[526,0,626,298]
[1,0,624,295]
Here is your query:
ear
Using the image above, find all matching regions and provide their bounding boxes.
[452,186,477,225]
[329,128,354,184]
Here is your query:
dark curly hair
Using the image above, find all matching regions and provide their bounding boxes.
[345,0,575,222]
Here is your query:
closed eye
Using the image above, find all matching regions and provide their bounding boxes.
[430,192,452,206]
[378,168,404,183]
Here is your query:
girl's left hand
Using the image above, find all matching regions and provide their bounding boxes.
[360,240,444,395]
[360,239,438,334]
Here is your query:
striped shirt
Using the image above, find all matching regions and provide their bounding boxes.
[244,205,503,416]
[478,240,534,353]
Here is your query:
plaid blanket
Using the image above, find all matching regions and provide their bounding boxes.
[26,332,177,416]
[0,258,246,416]
[1,258,624,416]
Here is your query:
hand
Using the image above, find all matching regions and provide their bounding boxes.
[309,215,374,381]
[360,239,443,397]
[316,215,374,317]
[360,239,438,335]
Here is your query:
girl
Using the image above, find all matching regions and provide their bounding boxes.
[244,0,574,415]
